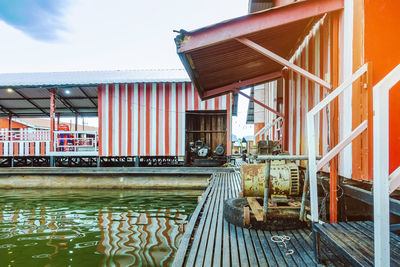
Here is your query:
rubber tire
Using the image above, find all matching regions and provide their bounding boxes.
[223,197,307,231]
[223,198,249,228]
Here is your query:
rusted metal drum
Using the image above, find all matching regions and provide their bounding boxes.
[240,161,300,197]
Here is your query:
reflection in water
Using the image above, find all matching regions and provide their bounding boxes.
[0,189,200,266]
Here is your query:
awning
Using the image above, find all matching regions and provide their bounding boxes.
[175,0,343,100]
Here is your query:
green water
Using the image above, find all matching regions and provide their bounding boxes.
[0,189,201,267]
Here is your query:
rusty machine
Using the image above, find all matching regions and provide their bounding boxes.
[188,140,226,166]
[224,140,308,230]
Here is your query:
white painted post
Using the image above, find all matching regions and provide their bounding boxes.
[307,113,318,222]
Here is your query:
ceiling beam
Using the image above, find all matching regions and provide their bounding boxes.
[12,89,49,116]
[177,0,343,53]
[202,71,282,99]
[236,37,332,90]
[78,87,97,107]
[0,104,17,116]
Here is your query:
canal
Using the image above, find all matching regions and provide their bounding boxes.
[0,189,201,266]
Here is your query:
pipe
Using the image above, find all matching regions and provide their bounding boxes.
[257,155,322,160]
[263,160,271,218]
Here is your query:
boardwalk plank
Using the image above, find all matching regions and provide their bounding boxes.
[236,226,250,267]
[195,176,223,266]
[284,230,316,266]
[243,228,259,266]
[249,229,268,267]
[257,229,279,266]
[315,223,372,266]
[184,177,220,266]
[172,177,215,267]
[222,174,231,267]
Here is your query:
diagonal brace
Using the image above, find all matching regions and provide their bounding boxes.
[233,89,284,118]
[236,37,332,90]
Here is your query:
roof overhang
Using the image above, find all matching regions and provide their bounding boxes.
[0,69,190,118]
[175,0,344,100]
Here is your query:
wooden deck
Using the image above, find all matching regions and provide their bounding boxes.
[314,221,400,267]
[173,171,348,266]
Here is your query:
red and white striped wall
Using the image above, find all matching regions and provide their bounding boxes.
[98,82,232,157]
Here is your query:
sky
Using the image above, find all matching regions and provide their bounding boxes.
[0,0,253,137]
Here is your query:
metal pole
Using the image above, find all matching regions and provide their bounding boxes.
[75,113,78,131]
[56,113,60,130]
[263,160,271,219]
[50,88,55,152]
[8,114,12,131]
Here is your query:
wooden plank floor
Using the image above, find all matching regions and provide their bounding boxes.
[314,221,400,267]
[173,172,348,267]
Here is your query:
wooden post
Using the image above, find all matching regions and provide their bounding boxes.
[50,88,55,152]
[329,13,340,223]
[282,68,290,151]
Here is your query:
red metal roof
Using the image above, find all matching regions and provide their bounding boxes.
[175,0,343,99]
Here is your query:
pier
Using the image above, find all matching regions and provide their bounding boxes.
[172,171,348,267]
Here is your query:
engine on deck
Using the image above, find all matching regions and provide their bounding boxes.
[189,140,226,166]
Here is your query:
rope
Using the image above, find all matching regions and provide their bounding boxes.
[271,235,294,255]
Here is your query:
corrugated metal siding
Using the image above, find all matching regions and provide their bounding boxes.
[98,82,231,157]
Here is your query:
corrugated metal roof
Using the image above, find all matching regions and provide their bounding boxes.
[0,69,190,88]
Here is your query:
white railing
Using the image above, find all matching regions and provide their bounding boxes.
[0,129,50,142]
[52,130,98,155]
[0,129,98,156]
[254,116,283,142]
[307,63,369,224]
[373,64,400,266]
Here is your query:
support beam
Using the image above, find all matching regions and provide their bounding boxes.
[236,37,332,90]
[203,71,281,99]
[234,89,284,118]
[50,88,55,152]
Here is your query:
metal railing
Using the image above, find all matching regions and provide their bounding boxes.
[0,129,50,142]
[53,131,98,155]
